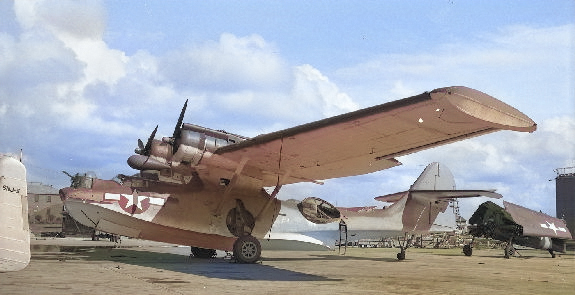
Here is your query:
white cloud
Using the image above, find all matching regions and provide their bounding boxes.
[160,33,289,92]
[335,24,575,114]
[292,64,359,118]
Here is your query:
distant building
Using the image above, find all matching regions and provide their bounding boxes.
[27,182,62,233]
[555,167,575,237]
[27,182,93,236]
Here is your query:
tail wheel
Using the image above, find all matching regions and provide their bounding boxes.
[504,245,515,258]
[463,244,473,256]
[396,252,406,260]
[397,247,406,260]
[233,235,261,264]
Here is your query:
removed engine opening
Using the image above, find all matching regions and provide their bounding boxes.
[297,197,340,224]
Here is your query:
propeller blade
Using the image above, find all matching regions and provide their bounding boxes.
[142,125,158,156]
[172,99,188,140]
[172,99,188,154]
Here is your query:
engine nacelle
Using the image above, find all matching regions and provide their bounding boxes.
[127,155,171,171]
[171,144,205,166]
[297,197,340,224]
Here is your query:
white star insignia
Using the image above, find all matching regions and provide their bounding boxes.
[540,221,567,235]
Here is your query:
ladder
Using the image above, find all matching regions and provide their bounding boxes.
[451,199,465,230]
[338,220,348,255]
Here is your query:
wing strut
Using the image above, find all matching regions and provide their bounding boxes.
[256,138,289,221]
[214,157,249,216]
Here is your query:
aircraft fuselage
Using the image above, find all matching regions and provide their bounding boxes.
[60,173,281,252]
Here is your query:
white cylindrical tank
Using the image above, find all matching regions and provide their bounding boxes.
[0,155,30,272]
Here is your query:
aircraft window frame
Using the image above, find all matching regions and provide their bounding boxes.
[182,130,203,147]
[215,137,228,148]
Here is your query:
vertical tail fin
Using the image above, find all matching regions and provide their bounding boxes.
[375,162,501,233]
[410,162,456,191]
[404,162,458,233]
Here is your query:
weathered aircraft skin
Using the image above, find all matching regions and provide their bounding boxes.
[467,201,572,258]
[0,155,30,272]
[60,86,536,263]
[61,175,280,252]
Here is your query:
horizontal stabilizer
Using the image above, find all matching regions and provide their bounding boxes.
[410,190,502,200]
[375,162,502,203]
[375,191,407,203]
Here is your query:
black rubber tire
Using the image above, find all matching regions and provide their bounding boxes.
[397,252,406,260]
[191,247,217,258]
[504,245,515,258]
[233,235,261,264]
[463,244,473,256]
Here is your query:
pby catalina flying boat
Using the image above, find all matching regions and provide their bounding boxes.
[59,86,536,263]
[465,201,572,258]
[264,162,502,260]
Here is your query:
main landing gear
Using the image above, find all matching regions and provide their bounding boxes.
[462,238,517,258]
[233,235,261,264]
[226,199,261,263]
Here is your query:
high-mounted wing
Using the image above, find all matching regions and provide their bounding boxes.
[215,86,536,186]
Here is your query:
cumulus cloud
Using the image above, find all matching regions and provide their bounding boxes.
[159,33,289,92]
[0,1,362,187]
[335,24,575,114]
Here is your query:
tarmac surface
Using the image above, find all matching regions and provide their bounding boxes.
[1,237,574,295]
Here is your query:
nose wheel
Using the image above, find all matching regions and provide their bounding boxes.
[233,235,261,264]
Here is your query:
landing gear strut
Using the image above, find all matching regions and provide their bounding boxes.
[504,237,515,259]
[396,233,414,260]
[233,235,261,263]
[548,249,556,258]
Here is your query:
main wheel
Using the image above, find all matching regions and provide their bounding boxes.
[463,244,473,256]
[233,235,261,264]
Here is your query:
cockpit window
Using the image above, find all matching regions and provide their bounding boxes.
[181,130,202,147]
[215,137,228,147]
[205,135,230,150]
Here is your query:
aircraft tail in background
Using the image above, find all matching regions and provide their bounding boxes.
[376,162,502,233]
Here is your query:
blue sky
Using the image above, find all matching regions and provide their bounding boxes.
[1,0,574,219]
